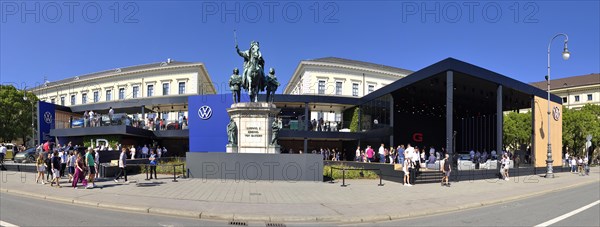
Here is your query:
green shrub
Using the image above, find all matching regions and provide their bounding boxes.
[324,165,379,179]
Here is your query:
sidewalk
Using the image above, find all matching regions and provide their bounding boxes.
[1,167,599,223]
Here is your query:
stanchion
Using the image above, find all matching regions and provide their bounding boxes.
[172,165,178,182]
[341,168,347,187]
[378,170,384,186]
[329,165,334,183]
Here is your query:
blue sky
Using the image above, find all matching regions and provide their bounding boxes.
[1,1,599,94]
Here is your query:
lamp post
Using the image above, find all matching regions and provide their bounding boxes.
[545,33,570,178]
[22,87,35,148]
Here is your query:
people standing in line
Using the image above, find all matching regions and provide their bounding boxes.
[50,151,61,187]
[45,153,53,181]
[130,145,136,159]
[35,153,46,185]
[142,145,149,158]
[67,151,76,183]
[378,144,385,163]
[366,146,374,163]
[94,149,100,179]
[441,154,451,187]
[114,148,128,183]
[397,145,405,165]
[149,150,158,179]
[403,157,413,186]
[85,148,96,189]
[59,149,67,177]
[72,152,85,189]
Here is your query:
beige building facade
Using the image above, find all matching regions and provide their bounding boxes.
[530,73,600,109]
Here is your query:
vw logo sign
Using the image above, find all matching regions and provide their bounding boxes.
[552,106,561,121]
[198,105,213,120]
[43,111,53,124]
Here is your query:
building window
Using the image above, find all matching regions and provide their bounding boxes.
[119,88,125,100]
[368,84,375,94]
[318,80,325,95]
[93,91,99,103]
[133,86,139,98]
[335,81,342,95]
[70,95,76,105]
[335,112,342,122]
[352,83,359,97]
[50,98,55,104]
[147,85,154,97]
[60,96,65,106]
[587,94,593,101]
[82,93,87,104]
[106,90,112,101]
[163,83,170,95]
[575,95,580,102]
[178,82,185,94]
[562,97,567,103]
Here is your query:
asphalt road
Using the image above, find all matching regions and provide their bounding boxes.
[1,181,599,227]
[353,181,600,226]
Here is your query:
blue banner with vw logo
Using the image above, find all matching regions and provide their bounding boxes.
[38,101,55,144]
[188,94,233,152]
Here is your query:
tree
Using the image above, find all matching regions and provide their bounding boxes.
[562,105,600,156]
[0,85,38,145]
[503,112,532,151]
[349,107,360,132]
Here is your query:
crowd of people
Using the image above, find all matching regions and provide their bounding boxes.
[566,154,591,176]
[79,107,188,131]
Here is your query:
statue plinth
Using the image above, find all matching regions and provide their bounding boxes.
[227,102,280,154]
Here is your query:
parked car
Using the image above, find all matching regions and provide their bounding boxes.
[13,147,39,163]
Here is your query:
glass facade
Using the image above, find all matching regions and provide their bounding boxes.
[360,94,391,131]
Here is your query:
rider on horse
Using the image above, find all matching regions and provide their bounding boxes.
[236,41,266,100]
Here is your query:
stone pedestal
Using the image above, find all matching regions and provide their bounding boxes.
[226,145,238,153]
[227,102,280,154]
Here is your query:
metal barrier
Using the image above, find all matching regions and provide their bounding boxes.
[107,163,186,182]
[328,165,384,187]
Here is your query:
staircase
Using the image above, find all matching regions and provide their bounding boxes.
[415,170,444,184]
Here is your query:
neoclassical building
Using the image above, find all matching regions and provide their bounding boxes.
[30,59,216,124]
[530,73,600,109]
[283,57,413,128]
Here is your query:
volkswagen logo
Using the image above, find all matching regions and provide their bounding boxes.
[43,111,53,124]
[552,106,560,121]
[198,105,213,120]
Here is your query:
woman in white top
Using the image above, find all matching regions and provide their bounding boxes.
[403,158,412,186]
[130,145,136,159]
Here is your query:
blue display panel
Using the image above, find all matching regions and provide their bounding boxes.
[38,101,55,144]
[188,94,233,152]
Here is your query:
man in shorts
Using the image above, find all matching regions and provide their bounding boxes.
[85,148,96,188]
[441,154,451,187]
[50,151,61,187]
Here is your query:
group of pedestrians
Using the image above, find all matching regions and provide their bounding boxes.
[568,156,590,176]
[35,147,97,189]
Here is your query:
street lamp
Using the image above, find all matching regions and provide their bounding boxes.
[22,87,35,148]
[545,33,570,178]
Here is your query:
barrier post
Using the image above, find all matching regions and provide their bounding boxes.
[341,168,347,187]
[145,165,149,181]
[329,165,334,183]
[172,165,178,182]
[378,169,384,186]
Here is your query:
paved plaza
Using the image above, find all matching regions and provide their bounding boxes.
[1,167,598,223]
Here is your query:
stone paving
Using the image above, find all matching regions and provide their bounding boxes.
[1,167,599,223]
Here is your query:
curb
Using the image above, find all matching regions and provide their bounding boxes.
[2,178,599,223]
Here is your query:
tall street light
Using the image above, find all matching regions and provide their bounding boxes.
[545,33,570,178]
[22,87,35,148]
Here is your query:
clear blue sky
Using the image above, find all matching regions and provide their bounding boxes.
[1,1,599,94]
